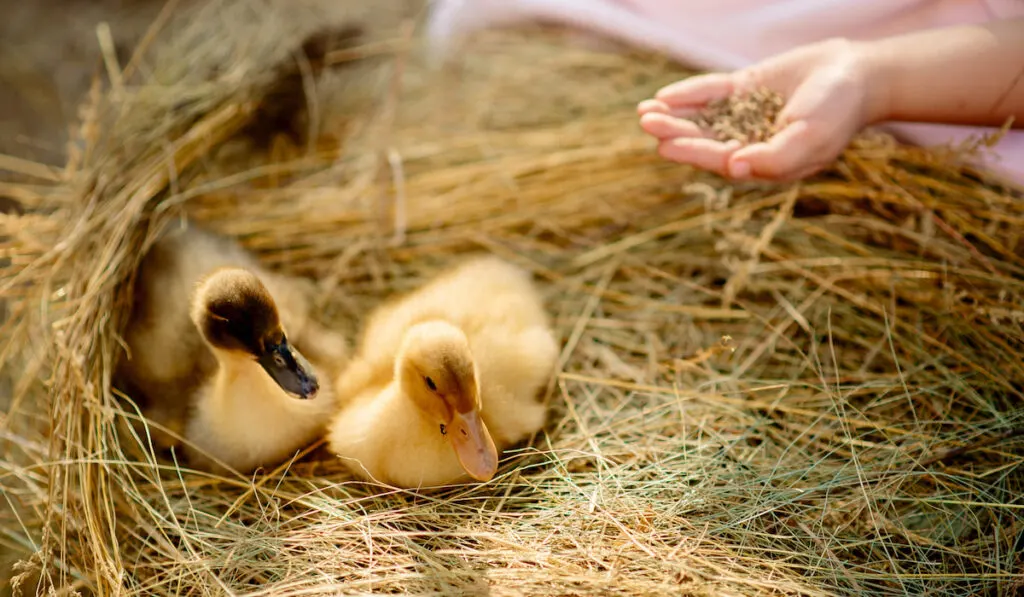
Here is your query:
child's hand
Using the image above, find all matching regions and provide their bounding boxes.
[638,38,882,182]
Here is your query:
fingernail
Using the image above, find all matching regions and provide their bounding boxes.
[729,161,751,179]
[637,99,657,112]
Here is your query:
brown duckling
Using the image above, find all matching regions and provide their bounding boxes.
[116,223,346,474]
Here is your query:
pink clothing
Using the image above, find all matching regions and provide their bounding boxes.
[426,0,1024,187]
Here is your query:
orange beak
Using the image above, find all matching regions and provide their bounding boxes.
[448,409,499,482]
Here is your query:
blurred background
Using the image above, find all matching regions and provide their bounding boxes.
[0,0,174,167]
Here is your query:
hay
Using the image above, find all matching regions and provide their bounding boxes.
[2,1,1024,595]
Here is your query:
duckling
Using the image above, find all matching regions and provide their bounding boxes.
[116,223,347,474]
[326,256,559,488]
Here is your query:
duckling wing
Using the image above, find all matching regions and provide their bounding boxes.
[381,256,548,338]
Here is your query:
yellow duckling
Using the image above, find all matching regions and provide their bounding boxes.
[326,256,559,488]
[116,224,346,474]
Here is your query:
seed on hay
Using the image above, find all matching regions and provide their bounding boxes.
[693,87,786,144]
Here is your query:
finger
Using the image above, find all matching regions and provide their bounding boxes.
[637,99,703,119]
[727,120,828,181]
[658,137,741,176]
[637,99,670,115]
[639,113,708,140]
[654,73,735,109]
[727,154,826,183]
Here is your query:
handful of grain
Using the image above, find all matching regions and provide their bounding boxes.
[693,87,785,144]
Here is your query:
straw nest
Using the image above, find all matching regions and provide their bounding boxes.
[2,1,1024,595]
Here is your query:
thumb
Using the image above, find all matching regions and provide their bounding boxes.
[727,120,833,181]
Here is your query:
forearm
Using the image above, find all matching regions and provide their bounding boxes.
[858,18,1024,128]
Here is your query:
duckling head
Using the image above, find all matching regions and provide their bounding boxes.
[396,321,499,482]
[191,267,320,399]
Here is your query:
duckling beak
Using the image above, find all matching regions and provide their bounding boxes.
[258,339,320,399]
[448,409,499,482]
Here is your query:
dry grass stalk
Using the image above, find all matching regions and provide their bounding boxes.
[1,4,1024,597]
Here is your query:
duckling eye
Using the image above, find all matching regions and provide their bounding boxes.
[425,376,437,391]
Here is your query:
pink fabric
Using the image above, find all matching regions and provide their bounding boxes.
[426,0,1024,187]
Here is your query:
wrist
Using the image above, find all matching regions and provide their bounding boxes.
[849,38,894,125]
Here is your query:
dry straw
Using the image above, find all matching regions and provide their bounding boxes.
[2,1,1024,595]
